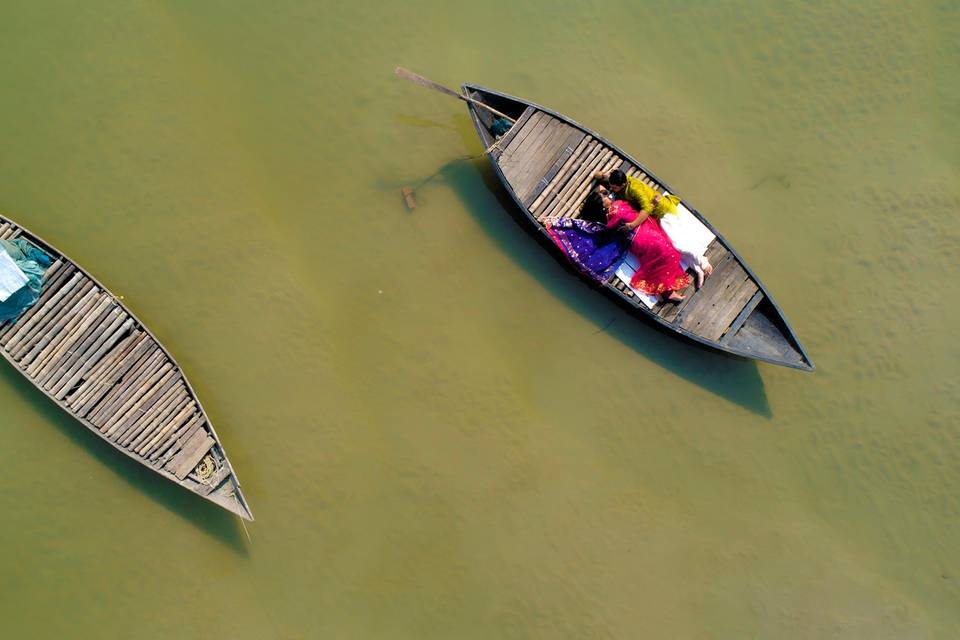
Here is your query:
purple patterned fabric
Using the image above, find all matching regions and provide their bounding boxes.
[545,218,628,282]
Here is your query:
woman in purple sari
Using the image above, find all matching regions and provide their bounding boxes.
[544,190,629,282]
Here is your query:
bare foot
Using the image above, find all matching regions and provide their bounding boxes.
[693,266,705,289]
[702,258,713,277]
[665,291,685,303]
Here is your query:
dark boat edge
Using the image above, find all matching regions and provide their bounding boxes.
[0,213,254,521]
[461,83,814,372]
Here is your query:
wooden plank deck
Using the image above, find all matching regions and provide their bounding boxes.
[721,289,764,344]
[678,257,758,340]
[657,240,730,321]
[496,107,540,158]
[502,110,621,222]
[500,112,588,206]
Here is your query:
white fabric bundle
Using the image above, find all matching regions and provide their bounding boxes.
[0,248,29,302]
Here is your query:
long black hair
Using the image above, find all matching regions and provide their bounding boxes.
[579,191,607,224]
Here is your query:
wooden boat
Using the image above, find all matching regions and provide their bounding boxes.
[462,84,814,371]
[0,215,253,520]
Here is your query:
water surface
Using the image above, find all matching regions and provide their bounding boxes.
[1,1,958,637]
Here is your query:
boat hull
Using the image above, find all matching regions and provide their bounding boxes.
[462,84,813,371]
[0,215,253,520]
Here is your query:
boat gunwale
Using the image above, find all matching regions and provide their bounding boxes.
[462,83,814,371]
[0,212,254,520]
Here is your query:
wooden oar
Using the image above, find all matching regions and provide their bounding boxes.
[394,67,516,123]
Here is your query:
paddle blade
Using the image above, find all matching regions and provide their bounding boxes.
[394,67,463,100]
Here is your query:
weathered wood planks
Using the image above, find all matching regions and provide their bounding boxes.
[720,289,764,344]
[168,431,215,480]
[656,240,729,321]
[0,214,253,520]
[492,106,537,157]
[677,253,759,340]
[505,123,586,205]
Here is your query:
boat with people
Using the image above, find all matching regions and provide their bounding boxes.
[0,214,253,519]
[457,83,814,371]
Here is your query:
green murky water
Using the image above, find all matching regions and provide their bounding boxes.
[1,1,958,637]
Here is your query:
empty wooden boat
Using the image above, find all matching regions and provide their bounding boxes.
[0,215,253,519]
[462,84,813,371]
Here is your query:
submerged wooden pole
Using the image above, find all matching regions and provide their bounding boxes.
[401,186,416,210]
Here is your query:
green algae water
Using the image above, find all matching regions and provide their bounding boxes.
[1,1,958,637]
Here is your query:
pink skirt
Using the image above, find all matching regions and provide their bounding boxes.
[627,218,692,294]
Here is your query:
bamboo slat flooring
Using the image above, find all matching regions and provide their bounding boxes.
[0,215,252,520]
[534,144,621,221]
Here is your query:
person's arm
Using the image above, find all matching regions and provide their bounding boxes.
[592,170,610,181]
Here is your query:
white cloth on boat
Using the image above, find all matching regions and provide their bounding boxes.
[0,248,29,302]
[615,253,660,309]
[614,194,717,308]
[658,194,715,271]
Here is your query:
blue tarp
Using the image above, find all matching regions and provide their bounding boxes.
[0,238,53,322]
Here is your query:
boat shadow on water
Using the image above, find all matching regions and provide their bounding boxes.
[433,155,772,418]
[0,363,249,554]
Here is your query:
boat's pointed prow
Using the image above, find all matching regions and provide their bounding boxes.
[205,479,254,521]
[461,84,531,145]
[462,84,527,107]
[719,298,814,370]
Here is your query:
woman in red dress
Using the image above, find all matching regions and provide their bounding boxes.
[601,189,692,302]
